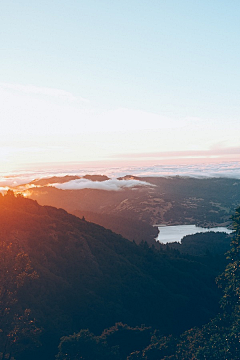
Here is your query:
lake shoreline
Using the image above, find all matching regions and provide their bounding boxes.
[155,224,233,244]
[154,221,232,229]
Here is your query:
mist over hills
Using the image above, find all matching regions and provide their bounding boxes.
[20,175,240,244]
[0,192,229,359]
[3,161,240,188]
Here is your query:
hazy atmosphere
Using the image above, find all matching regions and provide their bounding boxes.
[1,2,240,360]
[1,1,240,172]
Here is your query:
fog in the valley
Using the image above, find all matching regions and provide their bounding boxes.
[52,178,153,191]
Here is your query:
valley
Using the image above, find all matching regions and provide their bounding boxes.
[16,175,240,245]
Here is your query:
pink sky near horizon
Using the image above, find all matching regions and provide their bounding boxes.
[3,154,239,177]
[1,2,240,174]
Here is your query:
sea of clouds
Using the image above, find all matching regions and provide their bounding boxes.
[1,161,240,190]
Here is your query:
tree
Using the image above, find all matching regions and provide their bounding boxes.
[0,240,40,360]
[56,329,119,360]
[136,207,240,359]
[174,207,240,359]
[100,323,152,360]
[217,207,240,312]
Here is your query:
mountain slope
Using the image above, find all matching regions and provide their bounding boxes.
[26,176,240,227]
[0,192,226,359]
[72,209,158,244]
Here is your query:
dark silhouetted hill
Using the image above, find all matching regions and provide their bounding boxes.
[0,192,229,359]
[72,209,158,244]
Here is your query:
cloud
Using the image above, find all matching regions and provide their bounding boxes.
[51,178,153,191]
[93,108,189,133]
[126,162,240,179]
[0,186,10,194]
[111,146,240,160]
[0,175,39,188]
[0,83,89,103]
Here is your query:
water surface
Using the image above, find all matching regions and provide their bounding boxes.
[157,224,233,244]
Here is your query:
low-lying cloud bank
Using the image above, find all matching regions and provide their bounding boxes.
[52,178,153,191]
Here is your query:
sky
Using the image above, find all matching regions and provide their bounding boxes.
[1,1,240,173]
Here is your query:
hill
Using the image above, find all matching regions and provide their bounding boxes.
[0,192,228,359]
[72,209,158,244]
[24,176,240,229]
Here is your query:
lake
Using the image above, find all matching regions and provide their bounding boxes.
[156,224,233,244]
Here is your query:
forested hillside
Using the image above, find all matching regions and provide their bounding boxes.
[72,209,158,244]
[25,176,240,228]
[0,192,230,359]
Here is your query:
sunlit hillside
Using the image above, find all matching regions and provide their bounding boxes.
[0,191,229,359]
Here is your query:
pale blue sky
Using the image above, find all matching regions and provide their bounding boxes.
[1,1,240,171]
